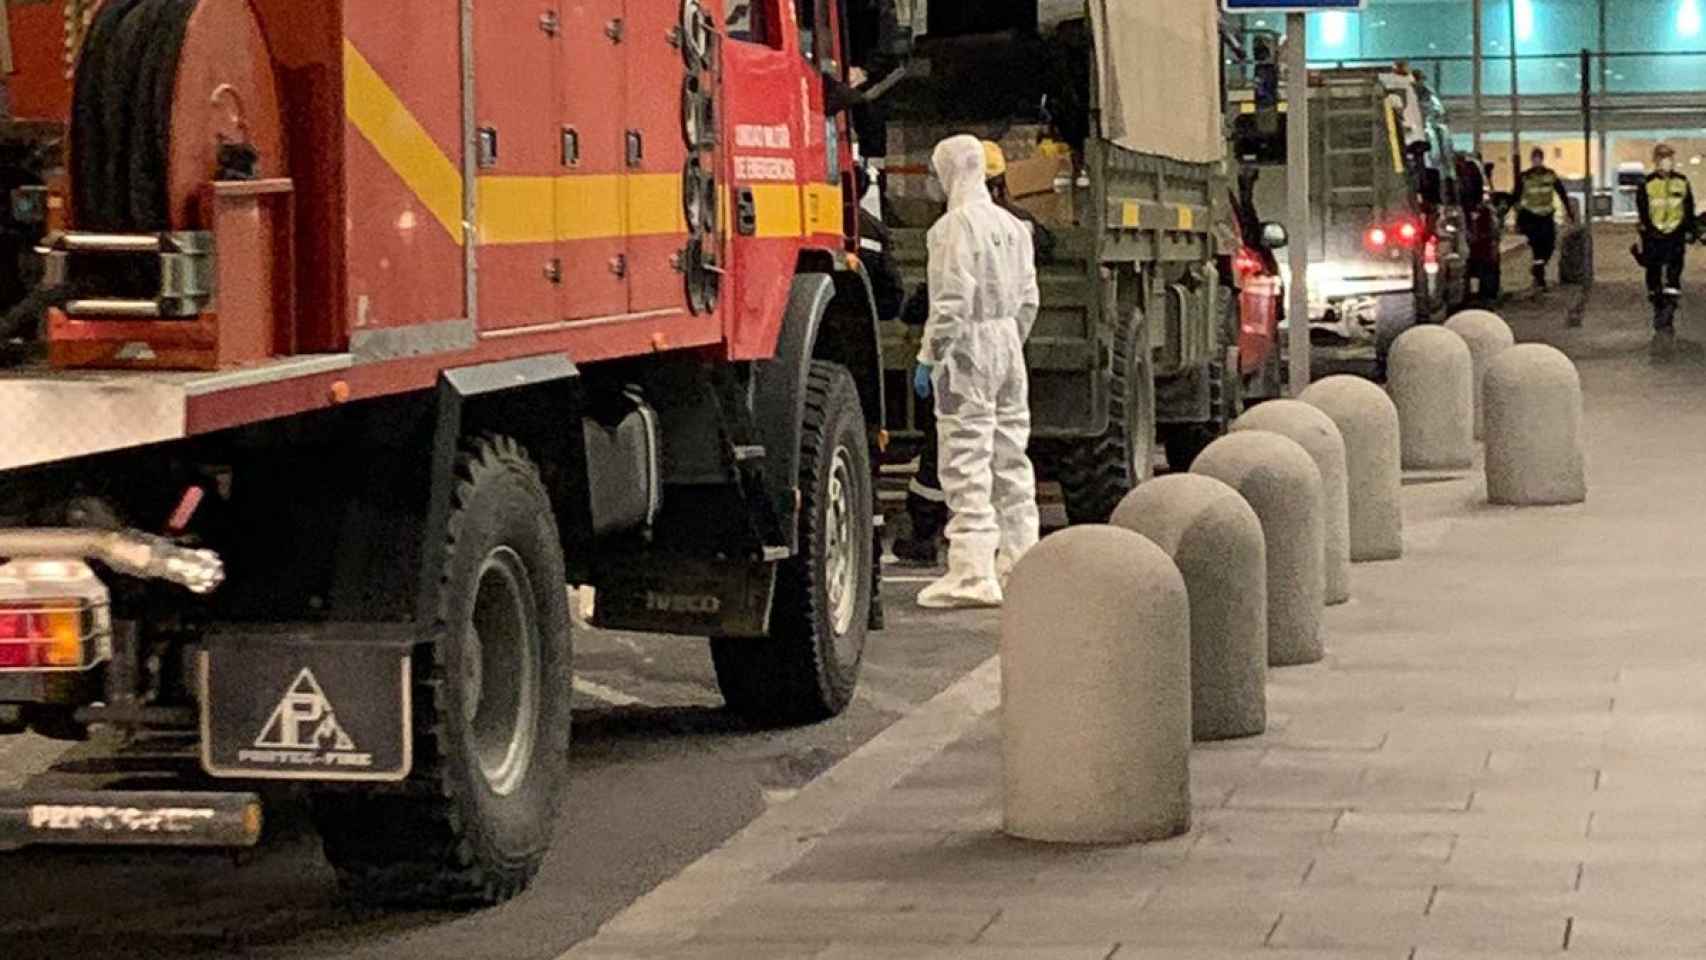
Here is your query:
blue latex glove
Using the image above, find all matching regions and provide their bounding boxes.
[913,363,934,400]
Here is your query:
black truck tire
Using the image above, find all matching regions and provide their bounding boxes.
[1163,425,1217,474]
[1163,301,1244,472]
[712,361,871,726]
[315,435,572,906]
[1057,313,1155,524]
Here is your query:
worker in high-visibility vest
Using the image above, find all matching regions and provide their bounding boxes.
[1636,144,1699,359]
[1513,147,1577,291]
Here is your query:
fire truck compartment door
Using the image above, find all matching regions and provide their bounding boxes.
[474,3,563,332]
[558,0,629,321]
[623,0,694,313]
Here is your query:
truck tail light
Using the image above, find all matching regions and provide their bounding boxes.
[1233,246,1265,280]
[1365,226,1389,251]
[0,561,112,672]
[0,605,97,669]
[1397,220,1420,246]
[1423,236,1441,276]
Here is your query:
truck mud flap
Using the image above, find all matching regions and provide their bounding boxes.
[591,557,776,639]
[198,624,414,782]
[0,790,262,850]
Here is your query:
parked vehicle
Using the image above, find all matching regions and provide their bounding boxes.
[874,3,1232,520]
[1234,67,1470,357]
[0,0,887,907]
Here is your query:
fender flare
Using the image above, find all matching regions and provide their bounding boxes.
[420,356,588,616]
[753,270,885,549]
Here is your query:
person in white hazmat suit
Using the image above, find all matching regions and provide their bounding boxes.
[914,135,1042,609]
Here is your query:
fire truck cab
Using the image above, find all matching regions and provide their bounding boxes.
[0,0,886,906]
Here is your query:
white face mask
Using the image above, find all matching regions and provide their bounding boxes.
[1658,158,1676,173]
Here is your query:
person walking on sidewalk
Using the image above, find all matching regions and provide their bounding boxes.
[1514,147,1576,291]
[1637,144,1698,360]
[911,135,1042,609]
[893,141,1053,566]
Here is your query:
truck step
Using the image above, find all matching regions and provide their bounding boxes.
[731,444,767,463]
[0,789,262,851]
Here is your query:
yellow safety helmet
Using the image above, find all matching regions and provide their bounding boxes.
[981,140,1007,179]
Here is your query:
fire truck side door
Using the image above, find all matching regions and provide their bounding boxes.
[720,0,812,359]
[474,3,562,331]
[559,0,628,321]
[623,0,694,314]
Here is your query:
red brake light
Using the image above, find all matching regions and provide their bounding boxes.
[1233,247,1264,279]
[1366,226,1388,249]
[0,612,37,640]
[0,612,44,668]
[1397,221,1419,244]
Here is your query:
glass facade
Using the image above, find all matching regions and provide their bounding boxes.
[1234,0,1706,97]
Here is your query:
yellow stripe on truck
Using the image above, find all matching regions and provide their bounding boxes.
[476,177,557,246]
[626,175,688,236]
[343,40,466,243]
[480,175,688,245]
[347,39,838,246]
[1384,103,1405,175]
[749,183,804,238]
[803,183,843,236]
[555,176,627,242]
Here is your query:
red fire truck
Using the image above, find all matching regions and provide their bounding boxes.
[0,0,886,905]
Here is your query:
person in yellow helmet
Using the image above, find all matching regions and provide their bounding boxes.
[1637,143,1698,359]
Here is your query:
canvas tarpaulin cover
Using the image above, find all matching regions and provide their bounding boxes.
[1086,0,1222,163]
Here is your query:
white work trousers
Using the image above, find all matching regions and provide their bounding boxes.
[932,320,1040,574]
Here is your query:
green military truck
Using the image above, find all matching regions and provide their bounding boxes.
[872,2,1235,523]
[1237,67,1470,353]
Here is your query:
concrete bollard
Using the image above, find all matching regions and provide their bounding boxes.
[1445,309,1517,440]
[1112,475,1267,741]
[1388,325,1475,470]
[1192,431,1325,667]
[1231,400,1351,606]
[1003,526,1191,844]
[1300,375,1403,562]
[1483,344,1587,506]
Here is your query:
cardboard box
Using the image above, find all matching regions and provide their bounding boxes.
[1004,154,1070,201]
[1004,154,1075,226]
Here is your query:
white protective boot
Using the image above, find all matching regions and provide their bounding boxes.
[917,538,1003,609]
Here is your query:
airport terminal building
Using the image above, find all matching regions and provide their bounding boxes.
[1229,0,1706,207]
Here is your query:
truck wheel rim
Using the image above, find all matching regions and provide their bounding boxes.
[467,546,541,798]
[824,446,861,651]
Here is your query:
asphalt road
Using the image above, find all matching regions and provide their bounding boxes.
[0,536,1005,960]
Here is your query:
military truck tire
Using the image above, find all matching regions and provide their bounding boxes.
[1163,426,1217,473]
[713,361,871,726]
[1057,312,1155,524]
[315,435,572,907]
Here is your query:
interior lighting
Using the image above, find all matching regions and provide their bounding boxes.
[1322,11,1349,47]
[1681,0,1703,38]
[1515,0,1534,42]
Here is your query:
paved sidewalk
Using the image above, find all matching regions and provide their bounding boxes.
[565,265,1706,959]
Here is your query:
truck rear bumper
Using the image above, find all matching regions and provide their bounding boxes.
[0,788,262,850]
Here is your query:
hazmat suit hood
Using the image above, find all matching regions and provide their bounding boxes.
[933,135,993,211]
